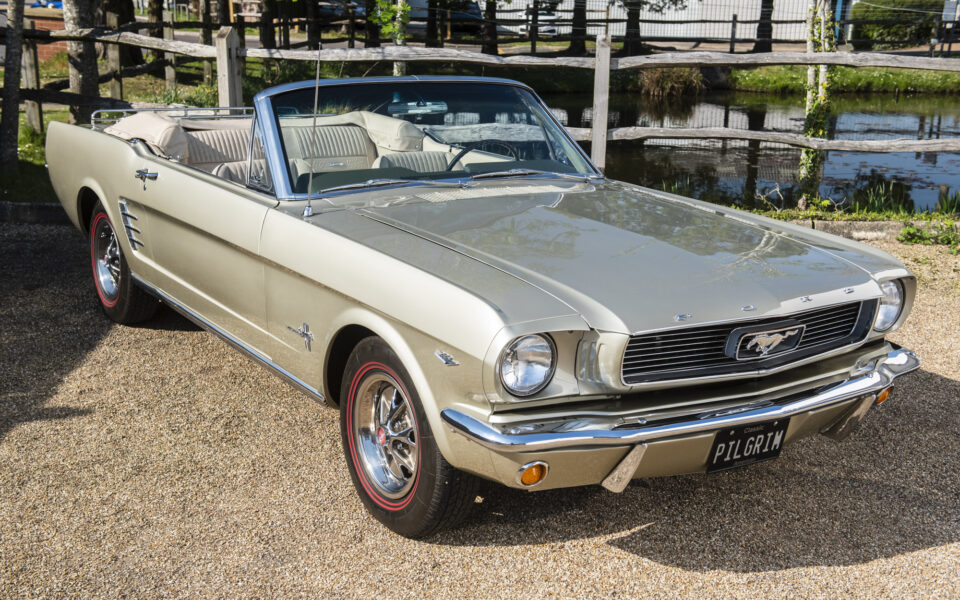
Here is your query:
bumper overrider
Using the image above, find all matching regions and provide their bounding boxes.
[441,345,920,492]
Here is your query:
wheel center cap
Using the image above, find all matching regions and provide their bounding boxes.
[377,428,387,446]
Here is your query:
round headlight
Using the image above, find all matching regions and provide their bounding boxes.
[873,279,904,332]
[499,334,556,397]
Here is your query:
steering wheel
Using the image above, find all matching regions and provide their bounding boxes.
[446,140,520,171]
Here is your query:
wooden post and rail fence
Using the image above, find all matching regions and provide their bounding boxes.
[6,23,960,168]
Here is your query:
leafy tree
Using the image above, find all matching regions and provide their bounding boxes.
[260,0,277,49]
[63,0,100,123]
[426,0,440,47]
[569,0,586,54]
[1,0,24,173]
[97,0,143,66]
[365,0,382,46]
[752,0,774,52]
[146,0,163,58]
[850,0,941,50]
[482,0,500,55]
[619,0,688,56]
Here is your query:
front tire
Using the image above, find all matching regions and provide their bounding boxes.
[89,201,158,324]
[340,337,479,538]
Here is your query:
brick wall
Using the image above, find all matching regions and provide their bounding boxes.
[24,8,67,62]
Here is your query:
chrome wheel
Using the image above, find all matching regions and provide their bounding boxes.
[352,373,419,499]
[93,217,121,303]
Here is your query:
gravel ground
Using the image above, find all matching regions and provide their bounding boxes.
[1,223,958,599]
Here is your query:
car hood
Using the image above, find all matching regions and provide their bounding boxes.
[348,178,887,334]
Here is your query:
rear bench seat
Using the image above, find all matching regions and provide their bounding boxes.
[181,120,251,172]
[103,112,252,173]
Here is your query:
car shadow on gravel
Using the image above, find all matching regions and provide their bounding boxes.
[0,224,103,440]
[0,224,202,442]
[436,369,959,572]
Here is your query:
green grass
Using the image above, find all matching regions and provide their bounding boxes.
[729,65,960,95]
[0,110,70,204]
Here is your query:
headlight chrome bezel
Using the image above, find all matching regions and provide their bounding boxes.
[498,334,557,398]
[873,278,905,332]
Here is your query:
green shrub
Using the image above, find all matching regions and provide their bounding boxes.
[897,222,960,253]
[849,0,942,50]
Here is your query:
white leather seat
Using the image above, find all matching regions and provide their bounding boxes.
[375,151,461,173]
[184,129,250,172]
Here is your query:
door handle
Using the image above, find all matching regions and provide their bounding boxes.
[134,169,158,189]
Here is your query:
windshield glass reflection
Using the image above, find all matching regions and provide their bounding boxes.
[268,81,595,195]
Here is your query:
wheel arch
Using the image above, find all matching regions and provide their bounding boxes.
[321,310,469,474]
[77,186,102,233]
[324,324,377,407]
[321,311,439,421]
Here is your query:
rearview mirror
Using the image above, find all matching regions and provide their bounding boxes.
[388,101,448,116]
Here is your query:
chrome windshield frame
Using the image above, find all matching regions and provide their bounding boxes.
[252,76,602,202]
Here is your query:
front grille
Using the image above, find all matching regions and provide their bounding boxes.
[621,300,877,384]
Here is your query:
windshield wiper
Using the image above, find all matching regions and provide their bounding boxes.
[318,178,461,194]
[469,169,597,182]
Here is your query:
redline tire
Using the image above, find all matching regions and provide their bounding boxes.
[340,337,479,538]
[88,202,158,324]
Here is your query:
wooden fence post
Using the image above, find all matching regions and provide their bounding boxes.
[163,10,176,92]
[21,19,44,134]
[729,14,738,53]
[106,12,123,101]
[591,34,611,170]
[216,26,243,107]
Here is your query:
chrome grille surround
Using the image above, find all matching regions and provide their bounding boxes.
[621,300,878,385]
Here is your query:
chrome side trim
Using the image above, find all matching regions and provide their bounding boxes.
[117,199,144,251]
[132,275,326,403]
[442,346,919,452]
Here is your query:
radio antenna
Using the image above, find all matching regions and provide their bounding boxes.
[303,47,323,218]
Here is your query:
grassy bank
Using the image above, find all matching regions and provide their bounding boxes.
[729,65,960,95]
[0,110,69,204]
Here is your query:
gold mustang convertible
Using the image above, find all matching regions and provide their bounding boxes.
[47,77,920,538]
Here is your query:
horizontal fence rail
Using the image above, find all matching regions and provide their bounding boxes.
[11,27,960,71]
[564,126,960,152]
[6,24,960,168]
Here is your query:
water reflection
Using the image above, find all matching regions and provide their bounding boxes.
[542,92,960,212]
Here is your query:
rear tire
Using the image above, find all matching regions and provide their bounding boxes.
[89,201,159,324]
[340,336,479,538]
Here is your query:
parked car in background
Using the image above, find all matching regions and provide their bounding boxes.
[519,9,559,37]
[46,76,920,538]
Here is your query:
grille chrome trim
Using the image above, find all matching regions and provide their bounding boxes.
[622,301,876,385]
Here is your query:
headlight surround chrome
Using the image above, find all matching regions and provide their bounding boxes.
[873,279,904,332]
[498,334,556,397]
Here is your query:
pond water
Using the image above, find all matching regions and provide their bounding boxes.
[540,91,960,213]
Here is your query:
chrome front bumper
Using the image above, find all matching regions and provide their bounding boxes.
[441,346,919,467]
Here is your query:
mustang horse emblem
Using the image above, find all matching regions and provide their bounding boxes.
[745,329,800,356]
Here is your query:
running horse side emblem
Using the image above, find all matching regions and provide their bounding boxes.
[745,329,801,356]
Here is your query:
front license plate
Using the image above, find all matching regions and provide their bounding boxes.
[706,418,790,473]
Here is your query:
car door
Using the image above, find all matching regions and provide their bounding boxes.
[122,131,278,355]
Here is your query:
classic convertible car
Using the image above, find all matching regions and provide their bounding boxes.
[47,76,920,538]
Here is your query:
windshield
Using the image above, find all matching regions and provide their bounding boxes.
[267,81,595,195]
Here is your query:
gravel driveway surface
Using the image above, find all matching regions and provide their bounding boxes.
[1,223,958,599]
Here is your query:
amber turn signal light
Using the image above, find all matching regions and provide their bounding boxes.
[876,387,893,405]
[517,461,549,487]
